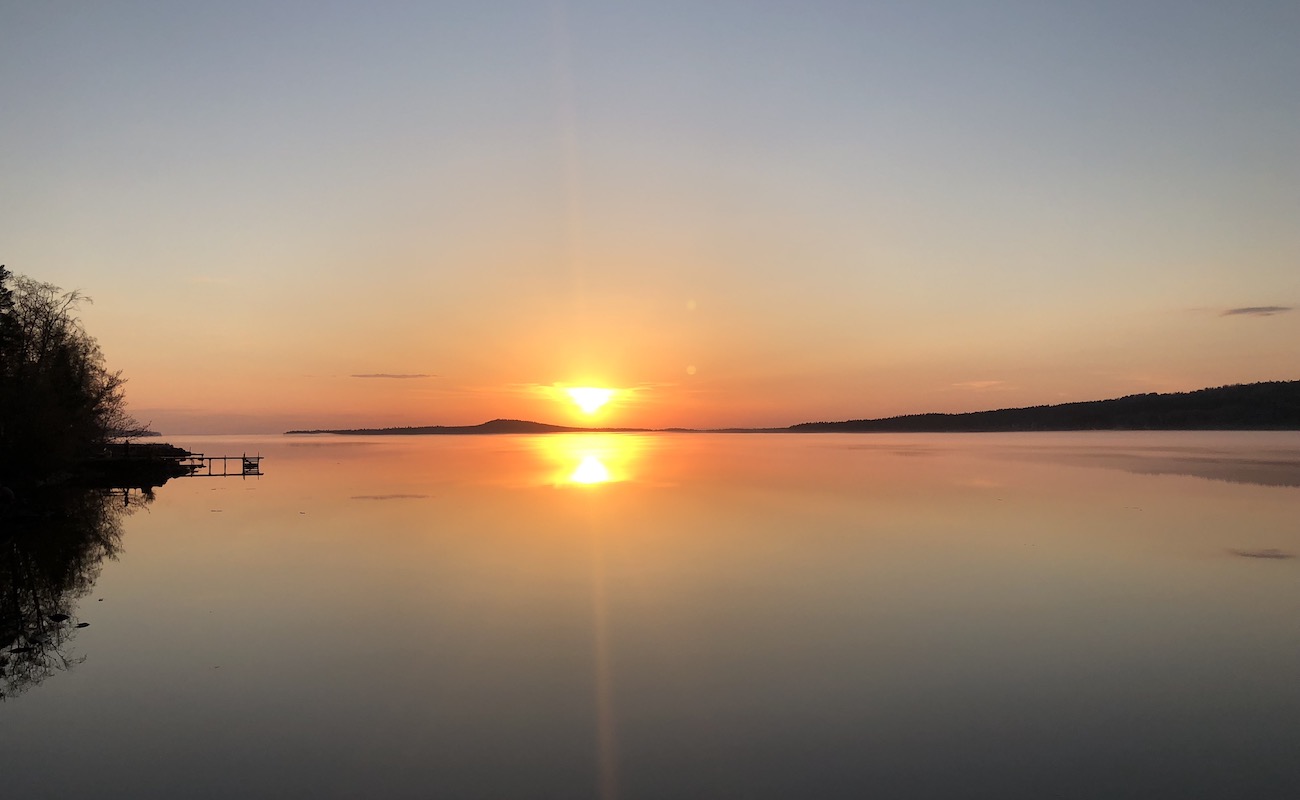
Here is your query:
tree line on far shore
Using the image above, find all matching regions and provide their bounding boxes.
[0,266,146,486]
[791,381,1300,432]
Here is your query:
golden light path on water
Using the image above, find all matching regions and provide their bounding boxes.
[527,432,654,798]
[571,456,610,484]
[531,433,647,487]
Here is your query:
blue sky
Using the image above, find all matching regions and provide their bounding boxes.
[2,1,1297,431]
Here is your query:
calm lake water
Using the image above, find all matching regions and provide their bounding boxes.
[4,432,1300,799]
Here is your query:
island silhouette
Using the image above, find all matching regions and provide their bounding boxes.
[286,380,1300,435]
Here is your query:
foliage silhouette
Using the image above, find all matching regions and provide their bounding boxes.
[0,267,147,485]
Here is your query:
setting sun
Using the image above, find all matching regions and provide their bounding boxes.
[566,387,615,414]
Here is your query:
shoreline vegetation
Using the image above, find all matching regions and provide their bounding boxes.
[0,267,193,695]
[286,380,1300,436]
[0,267,192,500]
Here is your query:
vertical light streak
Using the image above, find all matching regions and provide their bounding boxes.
[589,508,619,800]
[548,2,589,316]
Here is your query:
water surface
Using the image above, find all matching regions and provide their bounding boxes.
[3,432,1299,798]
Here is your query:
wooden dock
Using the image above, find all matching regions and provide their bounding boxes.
[79,443,264,487]
[182,453,263,478]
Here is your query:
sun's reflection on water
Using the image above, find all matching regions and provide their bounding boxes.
[532,434,647,487]
[570,455,611,484]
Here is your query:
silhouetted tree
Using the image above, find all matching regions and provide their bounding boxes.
[0,269,146,484]
[0,265,14,351]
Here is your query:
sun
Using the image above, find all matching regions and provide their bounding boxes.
[565,387,614,414]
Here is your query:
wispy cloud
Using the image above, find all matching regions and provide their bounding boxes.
[351,373,436,379]
[1229,548,1294,560]
[1221,306,1292,317]
[951,380,1008,391]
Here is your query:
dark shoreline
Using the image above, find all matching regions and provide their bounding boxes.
[286,380,1300,436]
[1,442,197,500]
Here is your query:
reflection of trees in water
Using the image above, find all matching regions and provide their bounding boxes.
[0,487,149,701]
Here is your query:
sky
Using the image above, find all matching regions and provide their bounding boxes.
[2,1,1297,433]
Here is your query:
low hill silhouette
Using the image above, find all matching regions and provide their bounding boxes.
[285,419,652,435]
[791,381,1300,432]
[285,381,1300,436]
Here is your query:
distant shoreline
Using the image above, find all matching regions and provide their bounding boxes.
[286,380,1300,435]
[284,419,788,436]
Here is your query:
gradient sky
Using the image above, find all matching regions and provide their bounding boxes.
[2,1,1297,432]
